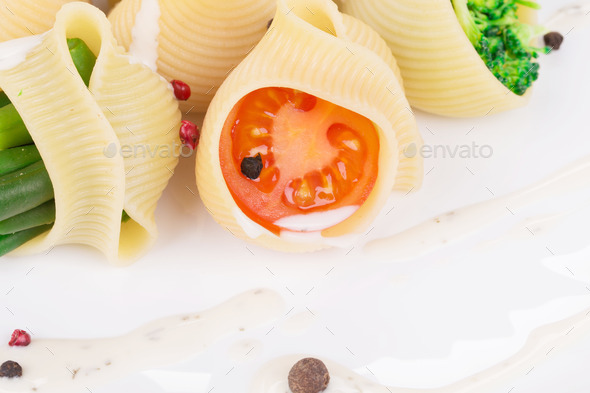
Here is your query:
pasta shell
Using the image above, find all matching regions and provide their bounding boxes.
[0,0,89,42]
[0,3,180,263]
[108,0,276,113]
[195,0,423,252]
[339,0,537,117]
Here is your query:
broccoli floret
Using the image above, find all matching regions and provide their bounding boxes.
[451,0,547,95]
[452,0,484,49]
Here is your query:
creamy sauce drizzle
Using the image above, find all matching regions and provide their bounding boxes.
[0,289,283,393]
[251,307,590,392]
[128,0,161,72]
[0,34,44,71]
[365,156,590,259]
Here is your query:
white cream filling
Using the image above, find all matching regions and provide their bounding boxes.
[128,0,161,72]
[0,34,44,71]
[273,205,359,232]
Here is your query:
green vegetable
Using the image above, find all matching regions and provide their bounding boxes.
[0,103,33,150]
[0,91,10,108]
[0,38,97,150]
[0,145,42,176]
[0,161,54,222]
[122,210,132,223]
[67,38,97,87]
[0,200,55,235]
[0,224,52,257]
[451,0,547,95]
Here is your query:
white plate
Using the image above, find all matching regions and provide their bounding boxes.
[1,1,590,392]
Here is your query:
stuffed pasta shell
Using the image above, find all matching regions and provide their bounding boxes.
[0,0,90,42]
[0,3,181,263]
[196,0,424,252]
[108,0,276,113]
[340,0,551,117]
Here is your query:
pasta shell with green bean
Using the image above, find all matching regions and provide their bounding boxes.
[339,0,537,117]
[108,0,276,114]
[195,0,423,252]
[0,3,180,263]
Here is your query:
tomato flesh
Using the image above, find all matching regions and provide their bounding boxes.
[220,87,379,235]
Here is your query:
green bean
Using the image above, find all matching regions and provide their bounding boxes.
[0,200,55,235]
[0,104,33,150]
[0,224,52,257]
[0,38,97,150]
[0,145,41,176]
[67,38,96,87]
[0,91,10,108]
[0,161,54,221]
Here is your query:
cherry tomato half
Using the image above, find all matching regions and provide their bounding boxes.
[220,87,379,235]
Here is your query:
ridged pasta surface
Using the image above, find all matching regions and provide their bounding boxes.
[340,0,535,117]
[109,0,276,114]
[0,3,180,263]
[88,23,181,262]
[195,0,423,252]
[0,0,89,42]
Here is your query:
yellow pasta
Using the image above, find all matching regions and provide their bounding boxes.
[340,0,536,117]
[195,0,423,252]
[0,3,180,263]
[108,0,276,114]
[0,0,90,42]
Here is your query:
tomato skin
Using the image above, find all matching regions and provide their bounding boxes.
[219,87,379,235]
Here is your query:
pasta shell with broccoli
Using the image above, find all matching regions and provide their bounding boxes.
[340,0,550,117]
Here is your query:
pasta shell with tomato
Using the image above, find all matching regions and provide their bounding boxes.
[108,0,276,113]
[0,3,180,263]
[0,0,90,42]
[196,0,424,252]
[339,0,537,117]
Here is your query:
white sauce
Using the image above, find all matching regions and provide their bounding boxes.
[233,207,274,239]
[128,0,161,72]
[251,307,590,392]
[233,204,361,246]
[0,34,44,71]
[279,312,316,337]
[227,339,263,364]
[365,156,590,259]
[274,206,359,232]
[0,289,283,393]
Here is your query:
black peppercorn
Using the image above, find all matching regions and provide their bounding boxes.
[544,32,564,51]
[288,358,330,393]
[241,154,263,180]
[0,361,22,378]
